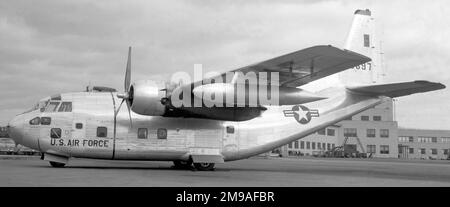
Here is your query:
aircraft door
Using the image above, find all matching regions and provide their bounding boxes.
[222,123,238,153]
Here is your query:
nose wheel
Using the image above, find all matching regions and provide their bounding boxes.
[49,161,66,168]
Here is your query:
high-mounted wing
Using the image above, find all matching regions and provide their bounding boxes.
[233,45,371,87]
[192,45,371,88]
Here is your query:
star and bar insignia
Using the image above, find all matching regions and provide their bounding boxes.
[283,105,320,124]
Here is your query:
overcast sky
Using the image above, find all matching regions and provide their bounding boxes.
[0,0,449,129]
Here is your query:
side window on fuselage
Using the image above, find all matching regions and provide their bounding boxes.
[97,127,107,138]
[50,128,61,139]
[138,128,148,139]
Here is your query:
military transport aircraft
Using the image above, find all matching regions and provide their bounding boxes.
[7,9,445,170]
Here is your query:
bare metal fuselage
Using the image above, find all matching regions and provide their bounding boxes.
[9,87,383,162]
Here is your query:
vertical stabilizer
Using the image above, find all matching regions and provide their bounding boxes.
[339,9,384,86]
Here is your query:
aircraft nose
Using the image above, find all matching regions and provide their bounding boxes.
[8,116,24,144]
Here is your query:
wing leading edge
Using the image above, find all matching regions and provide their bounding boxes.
[233,45,371,87]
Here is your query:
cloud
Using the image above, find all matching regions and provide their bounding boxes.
[0,0,449,129]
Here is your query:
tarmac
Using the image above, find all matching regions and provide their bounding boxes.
[0,155,449,186]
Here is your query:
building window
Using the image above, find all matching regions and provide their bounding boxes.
[327,143,331,151]
[420,148,426,155]
[409,137,414,143]
[409,148,414,154]
[380,129,389,138]
[361,116,369,121]
[288,142,293,149]
[312,142,316,150]
[344,128,357,137]
[157,128,167,139]
[317,142,321,150]
[444,149,449,155]
[317,128,326,135]
[41,117,51,125]
[50,128,61,139]
[75,123,83,129]
[367,129,376,138]
[306,142,310,150]
[327,129,335,136]
[431,149,438,155]
[294,141,299,149]
[367,145,376,153]
[380,145,389,154]
[226,126,234,134]
[58,102,72,112]
[138,128,148,139]
[418,137,435,143]
[332,144,335,149]
[97,127,107,138]
[441,137,450,143]
[344,116,352,121]
[322,143,326,150]
[373,116,382,121]
[29,117,40,125]
[431,137,437,143]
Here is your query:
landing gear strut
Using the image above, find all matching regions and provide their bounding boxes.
[49,161,66,168]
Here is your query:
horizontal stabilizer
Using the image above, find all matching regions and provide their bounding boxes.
[347,81,446,98]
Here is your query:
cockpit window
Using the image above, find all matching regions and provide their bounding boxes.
[41,117,51,125]
[29,117,40,125]
[44,102,60,112]
[58,102,72,112]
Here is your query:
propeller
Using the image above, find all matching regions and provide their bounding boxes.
[115,47,133,131]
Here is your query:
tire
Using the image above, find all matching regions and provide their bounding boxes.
[173,160,193,169]
[49,161,66,168]
[193,162,215,171]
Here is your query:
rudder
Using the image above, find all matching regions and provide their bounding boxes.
[339,9,384,87]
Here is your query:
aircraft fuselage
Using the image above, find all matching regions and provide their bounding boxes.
[8,87,383,164]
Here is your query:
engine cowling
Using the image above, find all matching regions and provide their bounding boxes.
[129,80,166,116]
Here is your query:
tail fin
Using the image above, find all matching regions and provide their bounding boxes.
[339,9,384,86]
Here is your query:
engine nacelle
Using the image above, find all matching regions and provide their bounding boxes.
[129,80,166,116]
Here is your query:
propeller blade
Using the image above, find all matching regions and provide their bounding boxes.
[113,99,125,139]
[115,99,125,116]
[126,100,133,129]
[124,46,132,93]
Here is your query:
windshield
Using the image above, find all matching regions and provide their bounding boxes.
[22,97,50,114]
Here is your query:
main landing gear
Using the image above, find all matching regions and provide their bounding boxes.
[173,160,215,171]
[49,161,66,168]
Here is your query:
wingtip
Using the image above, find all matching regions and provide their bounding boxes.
[415,80,446,90]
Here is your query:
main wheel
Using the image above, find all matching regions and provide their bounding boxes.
[49,161,66,168]
[173,160,193,169]
[193,162,215,171]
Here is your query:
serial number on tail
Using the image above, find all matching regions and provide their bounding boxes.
[352,62,372,71]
